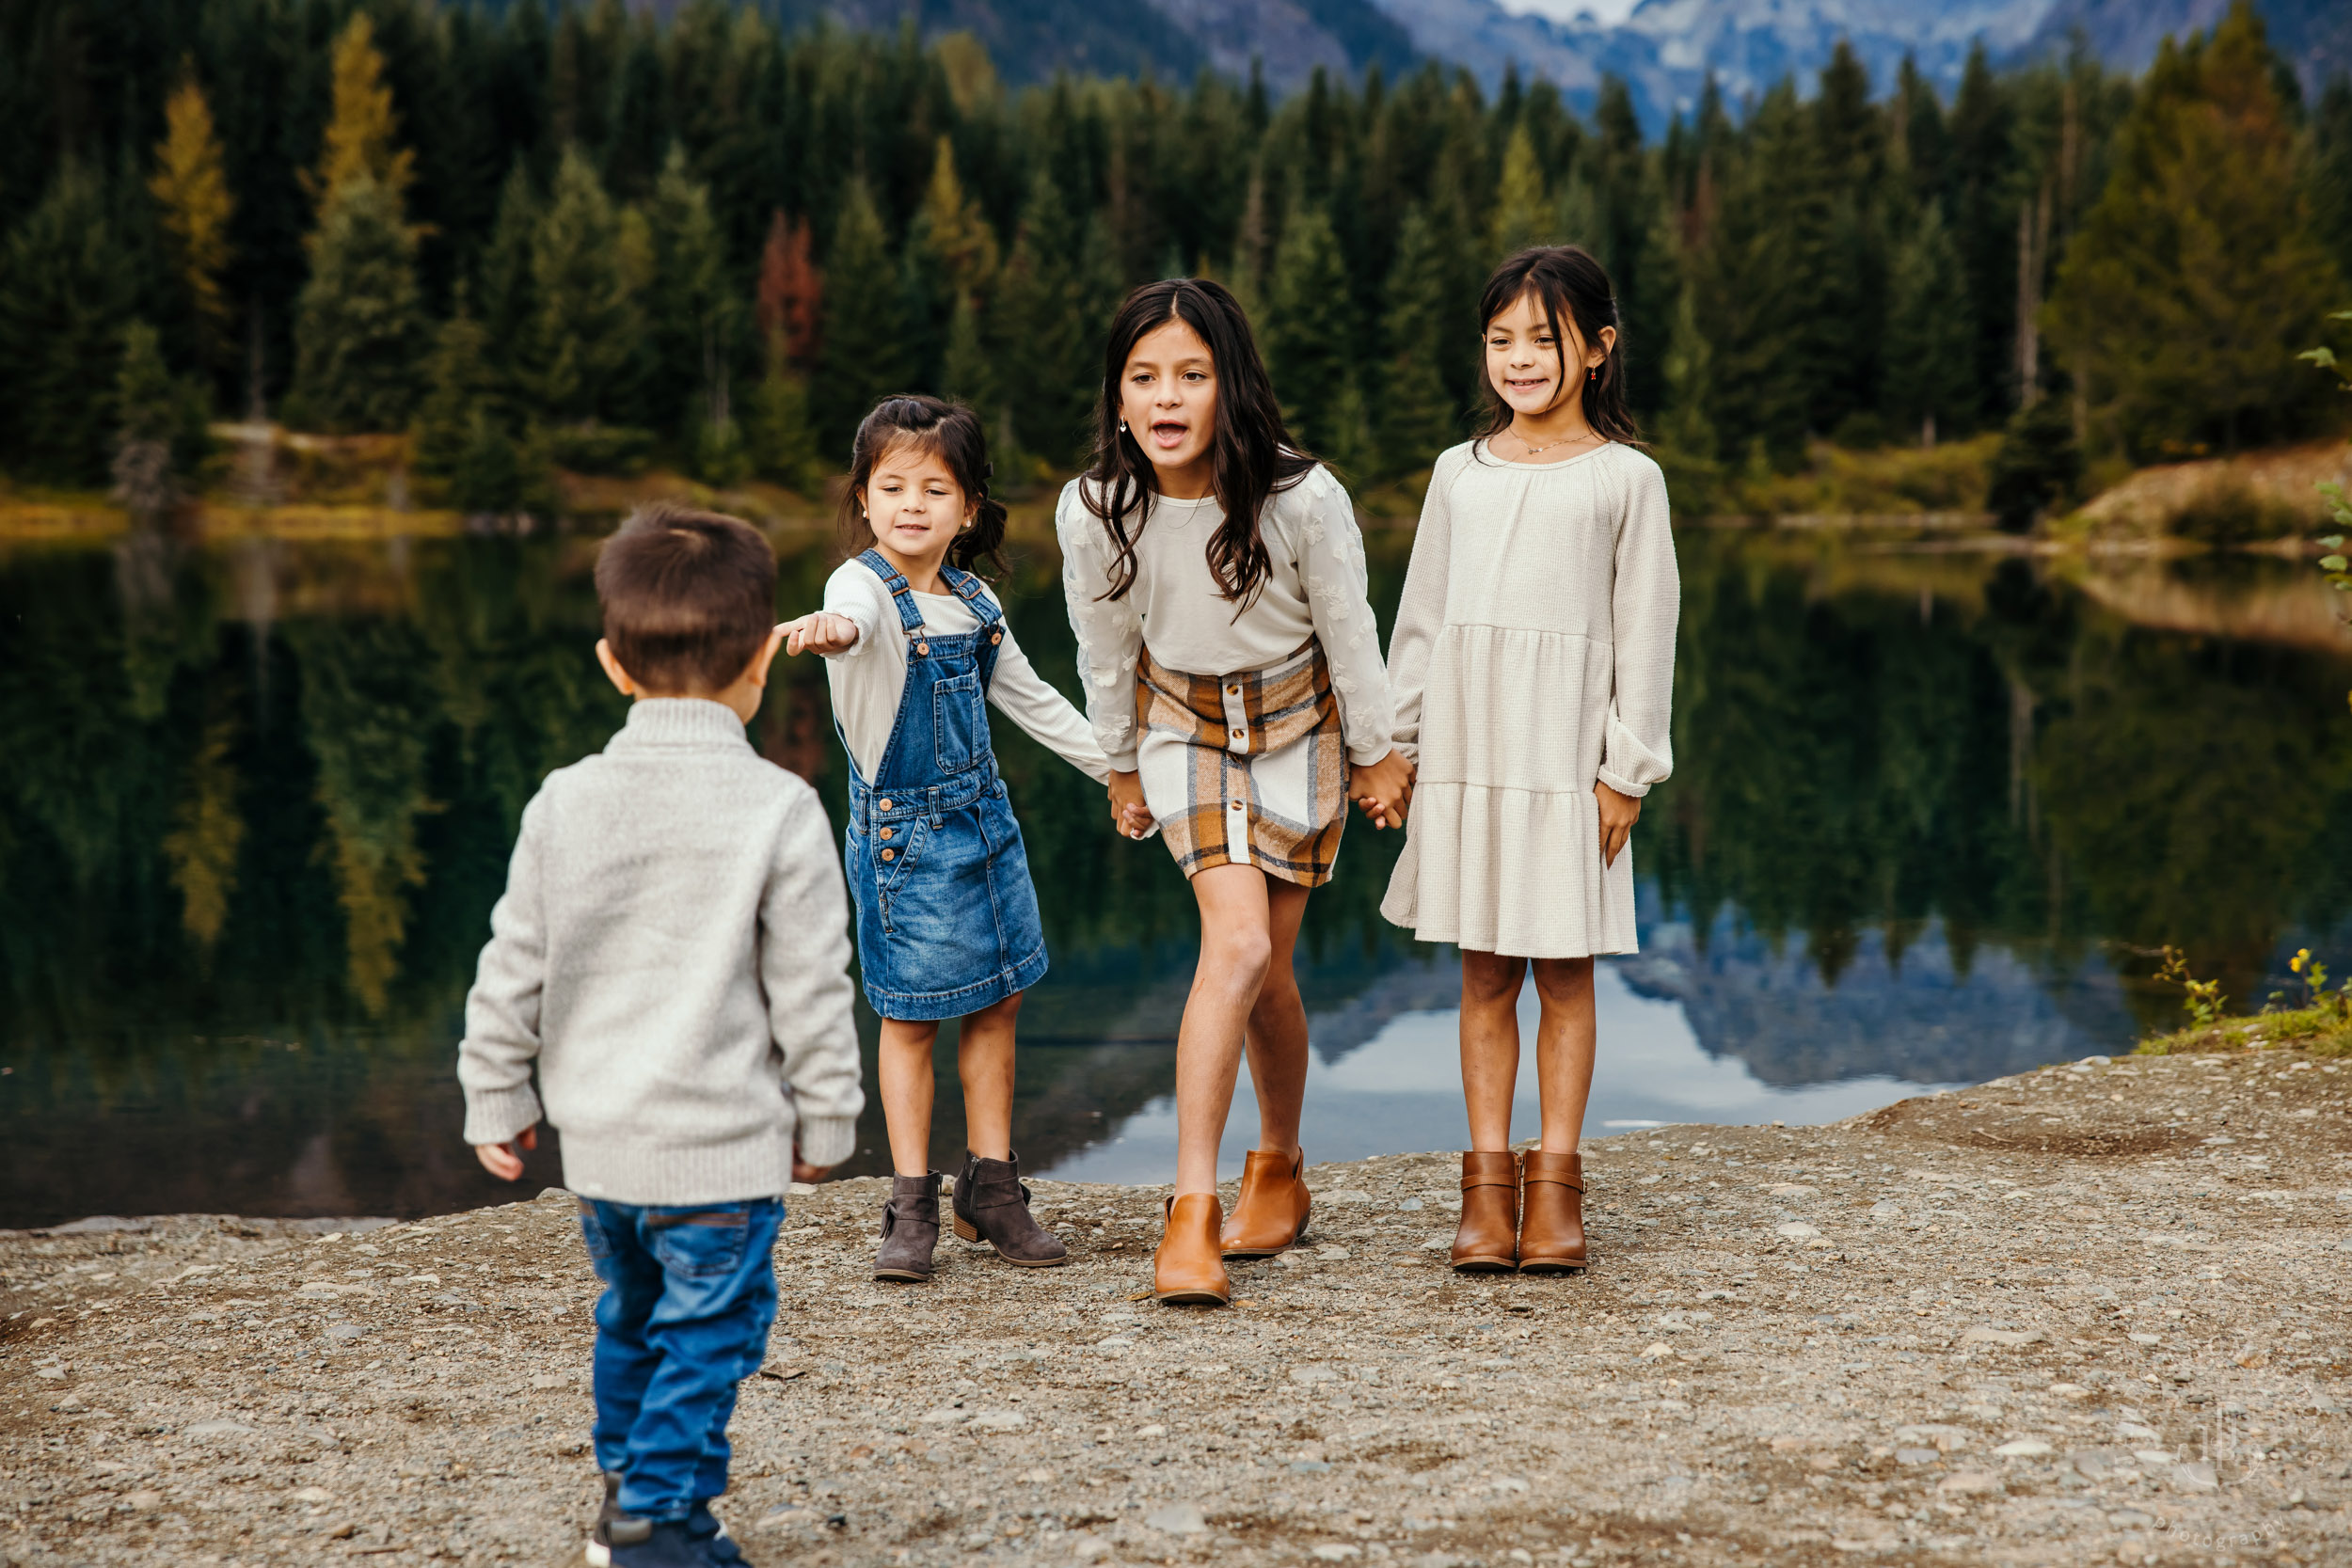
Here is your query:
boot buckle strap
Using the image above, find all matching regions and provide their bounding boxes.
[1460,1174,1519,1191]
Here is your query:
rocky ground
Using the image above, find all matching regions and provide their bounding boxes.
[3,1051,2348,1568]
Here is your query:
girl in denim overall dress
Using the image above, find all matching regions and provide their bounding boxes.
[783,396,1138,1284]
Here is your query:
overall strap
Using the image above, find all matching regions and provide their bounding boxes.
[938,565,1006,691]
[856,548,929,635]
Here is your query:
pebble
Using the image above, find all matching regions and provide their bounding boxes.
[1773,1222,1820,1241]
[1144,1503,1207,1535]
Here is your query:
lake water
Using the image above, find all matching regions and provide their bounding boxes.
[5,524,2348,1228]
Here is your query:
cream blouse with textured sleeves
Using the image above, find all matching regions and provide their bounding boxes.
[1055,463,1396,773]
[1379,439,1679,959]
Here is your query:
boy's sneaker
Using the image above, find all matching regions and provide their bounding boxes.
[606,1517,719,1568]
[687,1501,748,1565]
[584,1471,628,1566]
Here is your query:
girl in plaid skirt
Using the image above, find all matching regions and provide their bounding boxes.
[1056,279,1414,1306]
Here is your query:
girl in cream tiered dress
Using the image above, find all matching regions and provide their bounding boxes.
[1379,437,1678,958]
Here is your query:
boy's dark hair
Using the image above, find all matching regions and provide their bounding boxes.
[1083,277,1316,609]
[1474,245,1645,451]
[595,502,777,694]
[838,394,1009,577]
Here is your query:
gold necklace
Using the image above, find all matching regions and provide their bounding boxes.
[1508,425,1598,458]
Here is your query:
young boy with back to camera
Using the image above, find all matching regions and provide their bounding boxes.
[458,503,865,1568]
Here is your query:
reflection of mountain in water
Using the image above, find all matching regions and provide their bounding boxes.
[1616,913,2137,1089]
[8,530,2350,1223]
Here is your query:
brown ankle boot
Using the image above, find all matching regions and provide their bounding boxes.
[1518,1148,1588,1273]
[1451,1151,1519,1273]
[1152,1194,1231,1306]
[1220,1148,1311,1258]
[951,1152,1069,1267]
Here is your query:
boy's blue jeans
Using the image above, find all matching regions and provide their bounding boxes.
[577,1196,782,1520]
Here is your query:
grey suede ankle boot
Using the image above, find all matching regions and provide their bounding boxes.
[873,1173,941,1283]
[951,1151,1068,1267]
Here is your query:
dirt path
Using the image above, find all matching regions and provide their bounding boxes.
[4,1051,2346,1567]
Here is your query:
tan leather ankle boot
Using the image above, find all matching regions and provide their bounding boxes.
[1518,1148,1587,1273]
[1451,1150,1519,1272]
[1220,1148,1311,1258]
[1152,1194,1231,1305]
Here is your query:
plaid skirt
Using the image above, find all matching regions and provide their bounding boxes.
[1135,637,1346,886]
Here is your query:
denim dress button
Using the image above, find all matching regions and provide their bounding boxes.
[880,827,894,841]
[879,798,894,811]
[882,848,896,862]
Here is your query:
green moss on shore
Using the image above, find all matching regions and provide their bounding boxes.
[2136,1003,2352,1057]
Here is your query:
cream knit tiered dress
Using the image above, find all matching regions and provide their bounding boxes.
[1379,439,1679,958]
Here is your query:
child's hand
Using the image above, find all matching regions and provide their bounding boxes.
[1349,751,1416,830]
[1107,769,1152,839]
[473,1125,537,1181]
[791,1150,835,1184]
[1596,780,1642,866]
[779,612,859,657]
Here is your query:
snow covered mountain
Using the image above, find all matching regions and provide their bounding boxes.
[1363,0,2339,130]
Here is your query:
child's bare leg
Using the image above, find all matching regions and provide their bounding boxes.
[1241,880,1312,1159]
[1173,864,1274,1196]
[878,1019,944,1177]
[955,992,1023,1162]
[1529,957,1597,1153]
[1459,949,1529,1151]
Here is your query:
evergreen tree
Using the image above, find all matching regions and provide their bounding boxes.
[0,163,135,484]
[1883,205,1974,446]
[747,339,823,494]
[815,177,910,449]
[1377,204,1459,476]
[993,167,1089,466]
[2045,2,2344,456]
[1490,124,1550,261]
[904,136,1000,396]
[529,146,651,427]
[2312,77,2352,279]
[113,320,209,515]
[1659,279,1719,460]
[477,162,540,404]
[411,301,528,514]
[646,143,739,465]
[290,12,427,434]
[1263,203,1358,457]
[309,15,417,209]
[941,292,998,431]
[149,72,236,384]
[289,177,427,433]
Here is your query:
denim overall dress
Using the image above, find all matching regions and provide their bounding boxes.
[840,549,1050,1021]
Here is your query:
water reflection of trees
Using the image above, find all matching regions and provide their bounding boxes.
[6,529,2348,1223]
[1648,536,2352,1043]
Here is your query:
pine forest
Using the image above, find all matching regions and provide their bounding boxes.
[3,0,2349,518]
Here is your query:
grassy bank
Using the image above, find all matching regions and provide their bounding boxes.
[2137,1003,2352,1058]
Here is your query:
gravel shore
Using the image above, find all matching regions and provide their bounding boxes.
[4,1050,2347,1567]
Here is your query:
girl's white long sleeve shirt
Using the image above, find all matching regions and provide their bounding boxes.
[1054,463,1397,772]
[816,561,1110,784]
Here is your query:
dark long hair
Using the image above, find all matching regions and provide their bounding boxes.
[837,394,1009,577]
[1474,245,1643,451]
[1082,277,1316,606]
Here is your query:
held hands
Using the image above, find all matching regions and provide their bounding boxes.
[791,1147,836,1184]
[472,1124,537,1181]
[779,612,859,657]
[1350,750,1416,830]
[1106,769,1153,839]
[1596,779,1641,866]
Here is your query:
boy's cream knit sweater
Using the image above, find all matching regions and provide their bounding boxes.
[458,699,865,1205]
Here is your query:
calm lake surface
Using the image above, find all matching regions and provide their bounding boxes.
[5,523,2349,1227]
